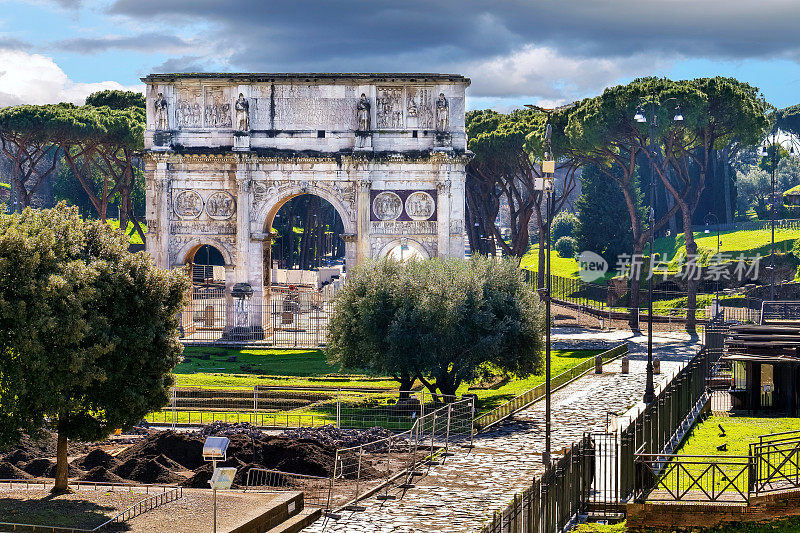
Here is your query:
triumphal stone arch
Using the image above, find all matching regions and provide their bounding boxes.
[143,73,470,339]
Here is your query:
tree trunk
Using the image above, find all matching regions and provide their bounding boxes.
[53,422,69,493]
[397,372,414,400]
[683,209,698,334]
[723,146,733,223]
[119,186,130,239]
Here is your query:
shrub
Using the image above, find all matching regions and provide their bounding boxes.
[552,212,579,242]
[555,236,578,258]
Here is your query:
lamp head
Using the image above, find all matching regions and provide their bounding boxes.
[634,106,646,123]
[762,145,769,157]
[673,107,684,122]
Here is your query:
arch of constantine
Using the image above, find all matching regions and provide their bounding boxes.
[143,73,471,341]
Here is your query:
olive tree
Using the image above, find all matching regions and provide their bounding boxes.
[326,256,544,398]
[0,204,189,492]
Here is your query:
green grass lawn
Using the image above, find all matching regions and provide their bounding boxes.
[176,347,600,412]
[677,415,800,457]
[520,248,582,278]
[148,347,603,426]
[639,416,800,498]
[521,228,800,280]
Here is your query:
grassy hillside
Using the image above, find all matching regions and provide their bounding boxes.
[522,227,800,280]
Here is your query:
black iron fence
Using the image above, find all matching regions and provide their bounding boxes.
[633,430,800,503]
[524,269,764,326]
[479,435,594,533]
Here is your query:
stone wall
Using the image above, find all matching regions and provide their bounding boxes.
[626,490,800,531]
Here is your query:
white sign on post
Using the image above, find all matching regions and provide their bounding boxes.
[209,467,237,490]
[534,177,554,192]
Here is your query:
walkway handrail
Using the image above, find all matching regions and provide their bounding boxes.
[94,486,183,530]
[473,344,628,431]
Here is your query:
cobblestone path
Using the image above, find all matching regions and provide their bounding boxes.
[308,334,700,533]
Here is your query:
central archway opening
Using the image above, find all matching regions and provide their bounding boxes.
[267,194,345,284]
[189,244,225,287]
[264,193,347,346]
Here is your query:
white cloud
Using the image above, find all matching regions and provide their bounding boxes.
[462,45,677,102]
[0,49,142,107]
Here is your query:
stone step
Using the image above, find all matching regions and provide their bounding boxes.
[263,508,322,533]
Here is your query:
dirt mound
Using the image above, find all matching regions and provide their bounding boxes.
[0,431,88,458]
[80,466,125,484]
[22,458,56,477]
[196,421,264,439]
[72,449,121,471]
[256,437,335,478]
[125,459,183,485]
[116,431,204,470]
[0,461,33,479]
[282,425,394,449]
[3,448,32,465]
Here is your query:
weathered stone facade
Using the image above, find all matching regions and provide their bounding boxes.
[143,73,471,304]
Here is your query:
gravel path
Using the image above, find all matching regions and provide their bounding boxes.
[308,332,700,533]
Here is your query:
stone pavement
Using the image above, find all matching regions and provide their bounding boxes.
[308,332,700,533]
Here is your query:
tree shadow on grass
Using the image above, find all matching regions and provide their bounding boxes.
[0,494,132,530]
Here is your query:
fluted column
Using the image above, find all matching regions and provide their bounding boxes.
[235,165,252,284]
[356,179,372,263]
[437,178,451,259]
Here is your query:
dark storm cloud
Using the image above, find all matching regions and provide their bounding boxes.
[54,33,196,55]
[105,0,800,98]
[107,0,800,62]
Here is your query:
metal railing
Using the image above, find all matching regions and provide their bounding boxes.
[240,397,474,512]
[181,287,331,347]
[0,485,182,532]
[246,469,332,509]
[473,344,628,431]
[633,431,800,503]
[478,435,594,533]
[332,397,475,510]
[524,269,765,327]
[751,430,800,494]
[635,453,750,503]
[95,486,183,529]
[147,386,457,430]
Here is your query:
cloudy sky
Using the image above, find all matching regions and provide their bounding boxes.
[1,0,799,110]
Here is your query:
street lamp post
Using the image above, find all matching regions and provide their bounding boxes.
[704,213,721,315]
[634,98,682,404]
[542,123,554,467]
[524,103,575,466]
[761,128,798,301]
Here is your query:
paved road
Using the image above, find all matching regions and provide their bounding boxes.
[308,331,700,533]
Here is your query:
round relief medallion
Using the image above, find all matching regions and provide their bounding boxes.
[405,191,435,221]
[373,191,403,221]
[174,190,203,219]
[206,191,236,220]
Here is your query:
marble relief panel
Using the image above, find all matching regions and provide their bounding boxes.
[203,86,232,128]
[406,87,434,129]
[175,86,203,128]
[376,87,404,129]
